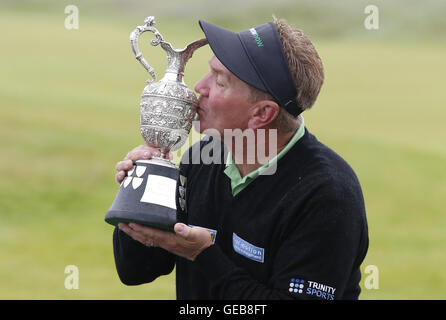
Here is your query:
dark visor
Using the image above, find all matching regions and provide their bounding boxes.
[199,20,302,117]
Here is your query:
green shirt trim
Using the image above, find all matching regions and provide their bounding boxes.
[224,117,305,196]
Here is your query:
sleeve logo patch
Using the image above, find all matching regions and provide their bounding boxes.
[232,233,264,263]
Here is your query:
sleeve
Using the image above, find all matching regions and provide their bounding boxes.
[113,227,176,285]
[194,178,368,300]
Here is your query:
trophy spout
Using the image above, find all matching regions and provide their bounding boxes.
[178,38,208,80]
[161,38,208,83]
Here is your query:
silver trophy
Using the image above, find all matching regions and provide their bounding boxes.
[105,16,207,231]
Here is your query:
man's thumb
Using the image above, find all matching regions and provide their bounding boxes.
[174,223,191,238]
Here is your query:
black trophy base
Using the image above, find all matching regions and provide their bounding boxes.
[105,208,177,232]
[105,158,180,232]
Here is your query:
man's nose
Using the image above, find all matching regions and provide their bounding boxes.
[194,73,210,96]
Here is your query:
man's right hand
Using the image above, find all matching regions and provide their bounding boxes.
[115,145,172,184]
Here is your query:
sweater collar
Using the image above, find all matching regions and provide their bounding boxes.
[224,117,305,196]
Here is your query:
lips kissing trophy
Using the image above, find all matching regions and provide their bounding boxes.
[105,16,207,231]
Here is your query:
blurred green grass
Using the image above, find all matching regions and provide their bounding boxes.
[1,1,445,299]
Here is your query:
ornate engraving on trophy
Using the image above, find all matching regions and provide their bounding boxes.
[129,16,207,155]
[105,16,207,230]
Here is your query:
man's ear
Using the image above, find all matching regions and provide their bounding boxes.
[248,100,280,129]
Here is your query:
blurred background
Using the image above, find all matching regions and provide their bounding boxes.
[1,0,445,299]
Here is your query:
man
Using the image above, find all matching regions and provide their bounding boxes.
[113,17,369,300]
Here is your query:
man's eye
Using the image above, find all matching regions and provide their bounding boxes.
[216,81,224,87]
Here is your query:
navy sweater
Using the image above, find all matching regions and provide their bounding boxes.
[113,128,369,300]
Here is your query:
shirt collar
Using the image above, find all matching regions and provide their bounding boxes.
[224,116,305,195]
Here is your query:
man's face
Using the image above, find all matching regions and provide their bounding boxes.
[193,56,253,137]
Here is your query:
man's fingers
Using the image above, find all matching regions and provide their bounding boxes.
[115,159,133,184]
[115,146,168,185]
[128,223,174,247]
[129,223,164,241]
[115,171,126,184]
[119,222,213,260]
[118,223,131,233]
[124,146,161,162]
[118,223,147,244]
[116,159,133,172]
[115,146,162,185]
[128,222,151,232]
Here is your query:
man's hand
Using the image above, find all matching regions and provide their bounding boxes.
[118,222,213,261]
[115,144,173,184]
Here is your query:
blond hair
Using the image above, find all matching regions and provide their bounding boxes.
[248,17,324,132]
[274,17,324,112]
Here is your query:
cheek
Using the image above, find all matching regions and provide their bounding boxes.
[206,87,250,128]
[207,91,227,114]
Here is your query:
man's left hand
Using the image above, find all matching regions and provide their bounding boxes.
[118,222,213,261]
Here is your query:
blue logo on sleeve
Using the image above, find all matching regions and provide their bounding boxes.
[232,233,264,263]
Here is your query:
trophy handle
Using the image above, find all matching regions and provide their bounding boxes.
[130,16,165,84]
